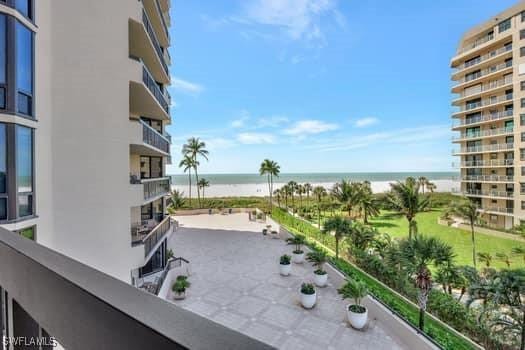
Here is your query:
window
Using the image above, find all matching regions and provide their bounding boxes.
[521,47,525,57]
[521,183,525,194]
[499,18,511,33]
[521,114,525,125]
[521,98,525,108]
[522,30,525,40]
[522,11,525,22]
[15,21,33,116]
[522,167,525,176]
[521,148,525,160]
[521,132,525,142]
[521,81,525,91]
[16,126,33,217]
[15,0,32,20]
[0,14,5,110]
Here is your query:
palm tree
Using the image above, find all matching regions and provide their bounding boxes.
[178,155,196,206]
[297,184,304,210]
[182,137,209,208]
[477,252,493,267]
[399,235,454,331]
[273,188,282,208]
[282,185,290,208]
[358,189,380,224]
[312,186,327,229]
[386,177,430,239]
[306,250,328,273]
[197,178,210,201]
[445,199,480,268]
[418,176,428,194]
[331,180,363,218]
[259,159,280,212]
[304,183,312,202]
[323,216,352,259]
[167,189,185,213]
[287,181,298,212]
[349,223,377,251]
[496,252,512,268]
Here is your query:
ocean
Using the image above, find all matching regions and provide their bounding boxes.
[170,172,459,197]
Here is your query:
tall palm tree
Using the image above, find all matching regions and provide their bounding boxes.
[259,159,280,212]
[349,223,377,251]
[273,188,282,208]
[386,177,430,239]
[197,178,210,201]
[287,181,298,212]
[399,235,454,331]
[445,199,480,268]
[358,189,380,224]
[313,186,327,229]
[178,155,196,206]
[323,216,352,259]
[282,185,290,208]
[297,184,304,210]
[332,180,363,218]
[418,176,428,194]
[304,183,312,203]
[182,137,209,208]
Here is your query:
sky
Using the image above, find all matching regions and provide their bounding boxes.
[165,0,519,175]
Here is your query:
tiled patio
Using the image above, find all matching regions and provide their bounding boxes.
[167,213,408,349]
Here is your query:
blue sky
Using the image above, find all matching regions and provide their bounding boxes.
[165,0,518,175]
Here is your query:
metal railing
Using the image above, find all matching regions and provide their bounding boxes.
[154,257,189,295]
[454,93,513,113]
[143,215,172,258]
[456,32,494,55]
[142,64,170,114]
[141,119,170,153]
[142,9,169,75]
[452,126,513,140]
[463,189,514,198]
[453,44,512,72]
[453,143,513,154]
[479,207,514,214]
[454,76,513,100]
[453,110,513,127]
[155,0,170,42]
[462,175,514,182]
[453,159,514,167]
[142,177,171,201]
[453,60,513,86]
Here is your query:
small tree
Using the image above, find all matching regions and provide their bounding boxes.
[477,252,493,268]
[445,199,480,268]
[286,234,306,254]
[306,250,328,274]
[323,216,352,259]
[338,278,368,313]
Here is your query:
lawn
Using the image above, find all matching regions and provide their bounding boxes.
[369,210,525,269]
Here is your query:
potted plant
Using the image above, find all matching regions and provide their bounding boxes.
[172,275,190,300]
[270,230,279,239]
[166,248,174,260]
[279,254,291,276]
[306,250,328,287]
[300,283,316,309]
[286,235,306,263]
[338,278,368,329]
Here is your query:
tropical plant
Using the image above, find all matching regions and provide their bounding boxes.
[172,275,191,294]
[259,159,280,212]
[197,178,210,201]
[477,252,493,268]
[357,188,380,224]
[304,183,312,202]
[273,188,282,208]
[338,278,368,313]
[445,199,480,268]
[512,247,525,264]
[323,216,352,259]
[167,189,185,211]
[399,235,455,331]
[182,137,209,208]
[418,176,428,194]
[178,155,196,205]
[286,234,306,254]
[300,283,315,295]
[280,254,291,265]
[386,177,430,239]
[166,248,174,260]
[495,252,512,268]
[435,263,468,300]
[287,181,298,211]
[312,186,327,229]
[348,223,378,251]
[306,250,328,274]
[331,180,363,218]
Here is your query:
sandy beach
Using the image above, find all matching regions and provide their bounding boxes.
[172,179,459,198]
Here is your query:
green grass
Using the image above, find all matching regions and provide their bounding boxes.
[369,210,525,270]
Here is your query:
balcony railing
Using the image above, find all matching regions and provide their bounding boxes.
[454,93,513,113]
[0,227,269,350]
[453,44,512,72]
[142,64,170,114]
[456,32,494,55]
[143,215,171,257]
[453,159,514,167]
[463,189,514,198]
[479,207,514,214]
[453,60,513,87]
[453,110,513,127]
[142,177,170,201]
[462,175,514,182]
[141,119,170,153]
[155,0,170,42]
[142,9,169,76]
[452,126,513,140]
[453,143,514,154]
[454,76,513,100]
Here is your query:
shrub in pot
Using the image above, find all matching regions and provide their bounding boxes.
[270,230,279,239]
[172,275,191,300]
[279,254,291,276]
[286,235,306,263]
[306,250,328,287]
[300,283,316,309]
[338,278,368,329]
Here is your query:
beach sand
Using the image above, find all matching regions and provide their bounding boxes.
[172,179,459,198]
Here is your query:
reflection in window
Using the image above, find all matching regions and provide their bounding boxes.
[0,14,5,84]
[16,126,32,193]
[0,124,5,194]
[0,198,6,220]
[15,0,32,20]
[16,21,33,115]
[18,194,32,217]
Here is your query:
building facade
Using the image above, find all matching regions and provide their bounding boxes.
[0,0,172,284]
[452,2,525,229]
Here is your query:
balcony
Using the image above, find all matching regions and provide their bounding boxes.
[452,29,512,64]
[461,175,514,183]
[452,126,513,141]
[130,176,171,204]
[452,76,513,103]
[462,189,514,199]
[453,159,514,168]
[478,207,514,216]
[456,32,494,55]
[452,44,512,75]
[130,59,170,121]
[452,110,513,128]
[131,215,173,258]
[452,60,513,90]
[0,227,268,350]
[130,119,170,157]
[142,0,170,48]
[452,143,513,155]
[451,93,513,116]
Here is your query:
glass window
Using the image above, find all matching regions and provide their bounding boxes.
[521,98,525,108]
[521,30,525,40]
[16,21,33,115]
[0,14,5,84]
[0,124,5,194]
[18,194,32,217]
[0,198,6,220]
[498,18,511,33]
[16,126,32,193]
[15,0,32,20]
[521,47,525,57]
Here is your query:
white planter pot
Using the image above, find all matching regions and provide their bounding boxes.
[292,251,304,264]
[346,304,368,329]
[173,291,186,300]
[301,291,317,309]
[270,231,279,239]
[313,272,328,287]
[280,263,291,276]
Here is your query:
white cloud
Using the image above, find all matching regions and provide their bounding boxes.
[237,132,276,144]
[241,0,343,41]
[284,119,338,136]
[354,117,378,128]
[170,77,204,95]
[206,137,237,150]
[256,115,289,128]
